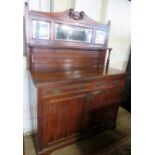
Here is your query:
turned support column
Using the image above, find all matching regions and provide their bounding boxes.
[106,48,112,73]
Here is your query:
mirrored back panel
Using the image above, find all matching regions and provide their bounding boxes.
[95,30,106,44]
[32,20,50,40]
[27,9,110,49]
[55,23,93,43]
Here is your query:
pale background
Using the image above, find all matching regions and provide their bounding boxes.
[23,0,131,134]
[0,0,154,155]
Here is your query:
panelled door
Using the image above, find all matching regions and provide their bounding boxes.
[89,87,120,128]
[42,93,89,147]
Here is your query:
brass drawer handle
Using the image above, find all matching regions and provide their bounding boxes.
[96,83,100,87]
[96,82,105,87]
[79,85,85,90]
[114,81,119,86]
[96,81,118,87]
[51,89,62,95]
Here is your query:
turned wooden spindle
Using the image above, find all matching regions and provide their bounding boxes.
[106,48,112,73]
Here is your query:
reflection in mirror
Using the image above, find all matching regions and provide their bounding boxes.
[32,20,50,40]
[95,30,106,44]
[55,24,93,43]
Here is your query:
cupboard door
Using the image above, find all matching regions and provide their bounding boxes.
[89,88,119,128]
[42,93,88,147]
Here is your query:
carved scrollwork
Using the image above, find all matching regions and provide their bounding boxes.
[69,9,84,21]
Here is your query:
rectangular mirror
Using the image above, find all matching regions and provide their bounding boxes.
[55,24,93,43]
[95,30,106,44]
[32,20,50,40]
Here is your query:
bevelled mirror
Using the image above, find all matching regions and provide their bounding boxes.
[55,23,93,43]
[32,20,50,40]
[95,30,106,44]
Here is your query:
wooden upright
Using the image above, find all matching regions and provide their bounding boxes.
[25,3,126,155]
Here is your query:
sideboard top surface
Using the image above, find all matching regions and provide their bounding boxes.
[29,67,126,86]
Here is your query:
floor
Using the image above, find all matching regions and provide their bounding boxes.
[24,107,131,155]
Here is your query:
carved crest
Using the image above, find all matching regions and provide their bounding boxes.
[69,9,84,21]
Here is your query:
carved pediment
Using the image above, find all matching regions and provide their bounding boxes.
[28,8,109,27]
[69,9,84,21]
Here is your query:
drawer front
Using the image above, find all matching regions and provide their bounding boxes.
[93,80,120,90]
[43,83,90,97]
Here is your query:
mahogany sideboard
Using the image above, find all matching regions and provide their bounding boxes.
[24,3,126,155]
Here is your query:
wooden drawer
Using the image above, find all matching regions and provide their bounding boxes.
[43,83,90,97]
[93,80,119,90]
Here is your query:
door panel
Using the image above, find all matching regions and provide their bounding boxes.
[43,93,88,146]
[89,88,119,128]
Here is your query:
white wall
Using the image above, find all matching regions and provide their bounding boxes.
[75,0,108,22]
[29,0,50,11]
[23,0,52,134]
[106,0,131,71]
[75,0,102,22]
[23,57,32,133]
[52,0,75,12]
